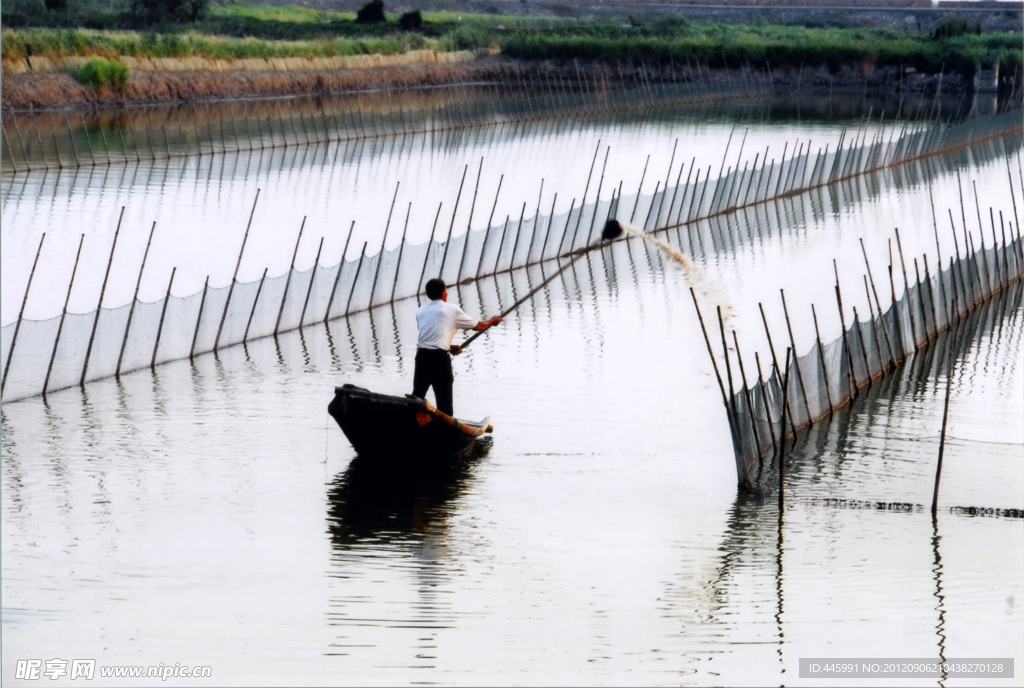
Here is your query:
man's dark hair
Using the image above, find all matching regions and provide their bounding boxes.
[425,278,446,300]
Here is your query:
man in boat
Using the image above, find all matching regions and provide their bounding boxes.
[413,278,502,417]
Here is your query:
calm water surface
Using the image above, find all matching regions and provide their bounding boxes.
[2,99,1022,686]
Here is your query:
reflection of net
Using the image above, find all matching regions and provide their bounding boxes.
[1,113,1021,403]
[721,234,1024,490]
[0,77,769,173]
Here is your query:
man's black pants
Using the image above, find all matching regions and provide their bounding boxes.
[412,348,454,416]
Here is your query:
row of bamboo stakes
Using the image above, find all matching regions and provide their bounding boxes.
[691,154,1023,504]
[1,107,1020,402]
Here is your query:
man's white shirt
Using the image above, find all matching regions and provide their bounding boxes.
[416,299,479,350]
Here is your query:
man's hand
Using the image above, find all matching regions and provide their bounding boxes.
[449,344,463,355]
[487,316,503,328]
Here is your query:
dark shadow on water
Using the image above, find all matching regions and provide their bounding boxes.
[325,450,486,548]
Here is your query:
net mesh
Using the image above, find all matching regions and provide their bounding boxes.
[722,233,1024,488]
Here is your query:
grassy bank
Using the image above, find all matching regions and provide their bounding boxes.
[502,19,1022,78]
[1,2,1019,80]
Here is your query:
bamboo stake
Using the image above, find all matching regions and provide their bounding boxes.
[630,155,650,222]
[894,228,919,347]
[344,242,368,315]
[932,303,959,517]
[509,202,528,272]
[190,276,209,361]
[759,302,796,441]
[300,238,324,326]
[717,306,739,427]
[116,220,157,378]
[690,289,744,480]
[390,203,412,303]
[215,189,260,352]
[244,268,269,342]
[834,276,858,397]
[754,351,780,457]
[277,217,307,334]
[851,305,874,385]
[370,182,400,303]
[438,165,468,281]
[733,330,766,469]
[81,208,125,386]
[151,267,176,369]
[457,158,483,284]
[779,348,791,505]
[416,204,443,303]
[811,304,835,418]
[860,238,898,368]
[571,140,602,248]
[1,232,44,397]
[780,289,813,426]
[43,234,84,396]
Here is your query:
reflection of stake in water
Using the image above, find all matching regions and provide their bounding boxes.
[602,219,733,326]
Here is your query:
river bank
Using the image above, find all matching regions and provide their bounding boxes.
[0,54,976,112]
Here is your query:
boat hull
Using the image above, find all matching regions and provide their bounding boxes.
[328,384,491,461]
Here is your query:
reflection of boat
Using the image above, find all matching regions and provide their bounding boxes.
[327,384,493,461]
[326,452,481,546]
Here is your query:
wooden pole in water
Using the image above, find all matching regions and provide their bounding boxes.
[861,275,889,376]
[894,228,920,347]
[43,234,84,396]
[733,330,765,469]
[834,283,858,397]
[476,175,504,277]
[190,276,210,361]
[587,147,611,243]
[492,216,511,275]
[345,242,369,315]
[851,305,874,386]
[390,203,412,303]
[278,217,307,333]
[244,268,269,342]
[932,304,958,517]
[754,351,780,457]
[642,182,660,233]
[438,165,468,281]
[630,155,650,222]
[415,204,443,304]
[759,302,796,442]
[571,140,602,247]
[860,238,897,369]
[779,290,813,427]
[1,232,44,397]
[152,267,176,369]
[215,189,260,352]
[717,306,739,426]
[510,202,528,271]
[811,304,834,418]
[778,348,791,512]
[300,238,324,326]
[117,220,157,378]
[922,256,940,338]
[913,258,932,340]
[689,289,737,448]
[457,159,483,284]
[370,182,400,303]
[81,207,125,386]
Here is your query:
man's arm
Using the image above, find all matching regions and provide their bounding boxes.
[449,316,503,355]
[472,316,503,332]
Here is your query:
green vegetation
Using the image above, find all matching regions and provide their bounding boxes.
[0,0,1018,81]
[0,26,437,60]
[74,55,129,88]
[501,20,1022,79]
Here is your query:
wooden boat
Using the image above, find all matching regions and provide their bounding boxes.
[328,384,493,461]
